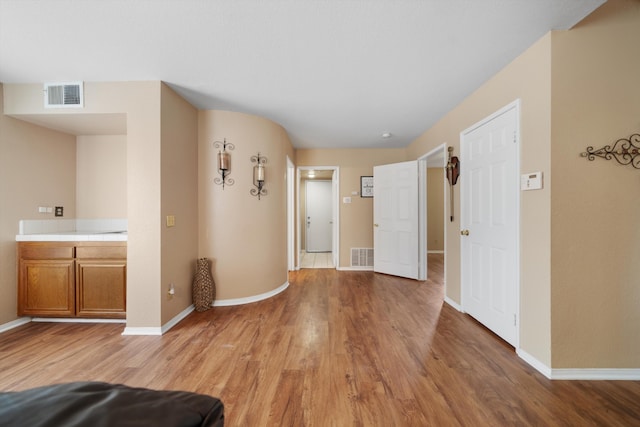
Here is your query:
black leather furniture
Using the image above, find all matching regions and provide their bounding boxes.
[0,381,224,427]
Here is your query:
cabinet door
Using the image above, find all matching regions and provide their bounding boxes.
[76,260,126,319]
[19,259,75,316]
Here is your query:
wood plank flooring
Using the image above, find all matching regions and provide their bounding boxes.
[1,255,639,426]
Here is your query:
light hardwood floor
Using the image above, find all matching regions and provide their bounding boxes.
[1,255,639,426]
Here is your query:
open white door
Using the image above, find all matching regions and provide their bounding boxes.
[461,101,519,347]
[373,161,419,280]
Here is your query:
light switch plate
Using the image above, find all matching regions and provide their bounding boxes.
[521,172,543,191]
[343,197,352,204]
[166,215,176,227]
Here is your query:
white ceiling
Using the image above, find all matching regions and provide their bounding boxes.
[0,0,604,148]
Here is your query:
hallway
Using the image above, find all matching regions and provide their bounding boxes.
[299,250,334,269]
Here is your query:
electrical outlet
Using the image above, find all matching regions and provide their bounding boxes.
[166,215,176,227]
[54,206,63,217]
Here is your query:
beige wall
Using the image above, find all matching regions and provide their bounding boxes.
[296,148,407,268]
[0,84,77,325]
[407,35,553,365]
[549,0,640,368]
[4,81,165,329]
[427,168,445,251]
[76,135,127,218]
[2,83,293,328]
[160,83,199,324]
[198,110,294,300]
[407,0,640,370]
[2,0,635,369]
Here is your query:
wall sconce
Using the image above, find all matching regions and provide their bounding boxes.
[213,138,234,189]
[250,152,268,200]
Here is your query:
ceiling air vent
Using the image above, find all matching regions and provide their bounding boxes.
[44,82,83,108]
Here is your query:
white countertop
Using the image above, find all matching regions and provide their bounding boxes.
[16,219,128,242]
[16,231,128,242]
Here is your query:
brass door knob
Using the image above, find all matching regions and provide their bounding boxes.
[460,229,469,236]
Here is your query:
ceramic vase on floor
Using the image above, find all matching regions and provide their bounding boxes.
[193,258,215,312]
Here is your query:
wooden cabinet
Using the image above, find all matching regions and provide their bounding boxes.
[18,242,126,319]
[76,245,127,319]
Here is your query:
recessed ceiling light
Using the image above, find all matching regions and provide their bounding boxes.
[381,132,392,138]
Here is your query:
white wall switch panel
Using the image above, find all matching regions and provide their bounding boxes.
[343,197,352,204]
[521,171,543,191]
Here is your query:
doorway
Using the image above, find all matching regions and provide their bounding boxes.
[297,166,339,269]
[372,151,446,282]
[419,144,447,288]
[306,180,332,252]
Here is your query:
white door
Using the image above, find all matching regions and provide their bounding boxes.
[306,180,332,252]
[373,161,419,279]
[461,102,519,346]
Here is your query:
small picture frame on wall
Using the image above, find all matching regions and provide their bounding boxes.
[360,176,373,198]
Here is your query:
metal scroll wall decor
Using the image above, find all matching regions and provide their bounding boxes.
[250,152,267,200]
[445,146,460,222]
[213,138,235,188]
[580,133,640,169]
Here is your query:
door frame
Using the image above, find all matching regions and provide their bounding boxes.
[287,156,295,271]
[296,166,340,270]
[460,99,521,348]
[418,143,448,285]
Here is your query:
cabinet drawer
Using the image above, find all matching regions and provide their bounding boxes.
[76,245,126,259]
[20,244,74,260]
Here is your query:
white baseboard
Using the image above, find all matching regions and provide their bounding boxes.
[0,317,32,334]
[550,368,640,380]
[121,326,163,336]
[213,281,289,307]
[337,266,374,271]
[0,317,127,335]
[444,296,463,312]
[516,348,552,379]
[516,348,640,380]
[122,305,196,336]
[161,304,195,334]
[32,317,126,323]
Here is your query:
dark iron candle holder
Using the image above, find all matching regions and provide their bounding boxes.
[250,152,267,200]
[214,138,235,188]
